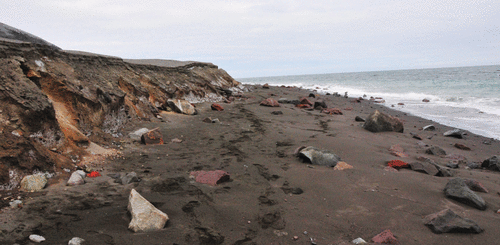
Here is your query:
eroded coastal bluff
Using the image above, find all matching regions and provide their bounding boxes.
[2,23,500,245]
[0,30,243,189]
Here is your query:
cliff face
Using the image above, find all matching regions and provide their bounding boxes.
[0,39,242,188]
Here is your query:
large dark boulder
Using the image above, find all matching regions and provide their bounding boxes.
[363,110,404,133]
[444,178,486,210]
[481,156,499,171]
[424,209,483,234]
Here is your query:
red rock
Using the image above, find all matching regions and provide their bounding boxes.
[422,99,430,102]
[344,107,353,111]
[171,138,183,143]
[388,160,409,169]
[464,179,488,193]
[211,103,224,111]
[296,104,312,109]
[333,162,353,170]
[322,108,343,115]
[372,229,399,244]
[260,98,280,107]
[87,171,101,177]
[397,103,404,105]
[141,128,164,145]
[389,144,408,158]
[299,97,313,106]
[190,170,230,186]
[454,143,471,151]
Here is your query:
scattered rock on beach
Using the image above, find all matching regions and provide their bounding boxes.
[271,111,283,115]
[467,162,481,169]
[277,98,300,105]
[20,174,47,192]
[371,229,399,244]
[389,144,408,157]
[67,170,86,186]
[409,161,440,176]
[415,157,454,177]
[481,156,500,171]
[68,237,85,245]
[260,98,280,107]
[363,110,404,133]
[296,146,341,167]
[425,146,447,156]
[129,128,150,141]
[355,116,365,122]
[464,179,488,193]
[141,128,164,145]
[128,189,169,232]
[190,170,230,186]
[410,132,423,140]
[9,200,22,208]
[171,138,183,143]
[203,117,220,123]
[322,108,343,115]
[444,178,486,210]
[296,104,312,109]
[211,103,224,111]
[446,161,460,169]
[424,209,483,234]
[299,97,313,106]
[454,143,471,150]
[313,101,327,110]
[423,125,436,131]
[387,160,410,169]
[262,83,270,89]
[422,98,430,102]
[167,99,197,115]
[29,234,46,243]
[115,172,139,185]
[352,237,368,244]
[333,161,353,170]
[443,129,465,139]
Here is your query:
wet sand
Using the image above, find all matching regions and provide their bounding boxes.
[1,85,500,244]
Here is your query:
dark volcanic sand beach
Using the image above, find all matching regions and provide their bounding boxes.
[1,85,500,245]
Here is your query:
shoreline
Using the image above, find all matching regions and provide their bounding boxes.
[2,84,500,244]
[240,80,500,141]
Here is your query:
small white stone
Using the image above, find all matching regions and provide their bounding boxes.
[352,237,367,244]
[29,234,45,243]
[68,237,85,245]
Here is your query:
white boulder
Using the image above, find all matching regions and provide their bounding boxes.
[20,174,47,192]
[128,189,169,232]
[67,170,86,186]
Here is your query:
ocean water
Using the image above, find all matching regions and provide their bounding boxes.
[238,65,500,140]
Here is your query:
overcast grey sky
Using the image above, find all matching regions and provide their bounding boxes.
[2,0,499,78]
